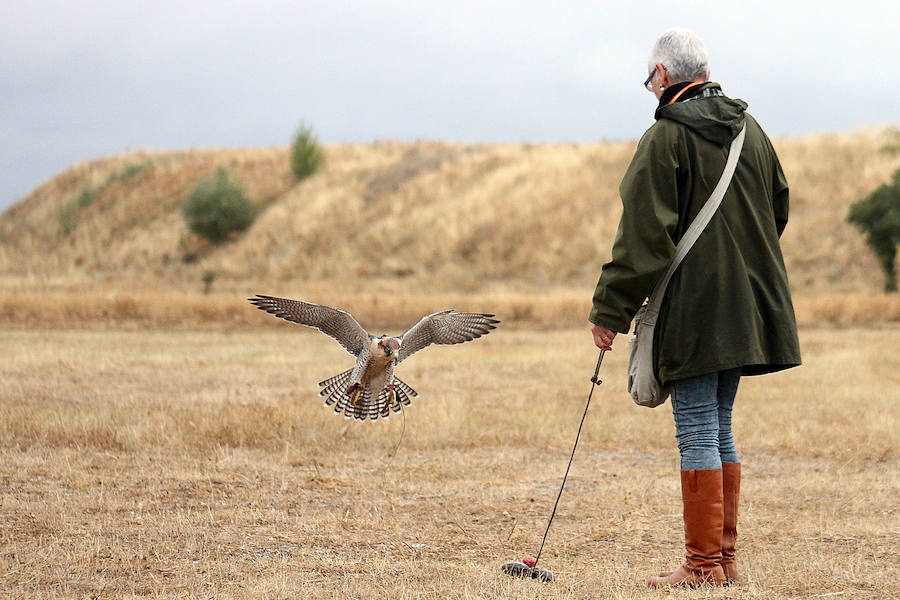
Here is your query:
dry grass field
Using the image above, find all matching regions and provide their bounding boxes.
[1,325,897,599]
[1,275,899,332]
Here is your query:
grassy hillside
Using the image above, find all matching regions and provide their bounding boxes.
[1,129,898,297]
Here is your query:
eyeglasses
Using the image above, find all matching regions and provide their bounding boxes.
[644,65,666,91]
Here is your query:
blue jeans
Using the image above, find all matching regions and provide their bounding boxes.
[670,368,742,470]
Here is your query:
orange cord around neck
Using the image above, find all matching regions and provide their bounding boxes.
[668,81,703,104]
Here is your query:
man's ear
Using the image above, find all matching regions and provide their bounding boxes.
[657,63,670,88]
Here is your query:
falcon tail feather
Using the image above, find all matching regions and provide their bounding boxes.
[318,369,353,399]
[331,385,372,420]
[318,372,417,421]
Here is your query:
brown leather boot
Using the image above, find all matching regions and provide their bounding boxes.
[720,462,741,583]
[648,469,727,587]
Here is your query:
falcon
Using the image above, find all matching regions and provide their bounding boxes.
[248,295,499,421]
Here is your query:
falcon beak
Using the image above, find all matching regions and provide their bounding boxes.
[391,350,399,361]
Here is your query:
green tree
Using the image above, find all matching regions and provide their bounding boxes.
[847,168,900,292]
[182,168,255,244]
[290,123,325,181]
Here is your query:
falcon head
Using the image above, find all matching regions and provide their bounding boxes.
[378,337,401,361]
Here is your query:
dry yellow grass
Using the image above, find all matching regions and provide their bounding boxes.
[2,282,899,330]
[1,325,897,599]
[1,129,898,296]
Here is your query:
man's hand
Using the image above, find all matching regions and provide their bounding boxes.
[591,324,617,351]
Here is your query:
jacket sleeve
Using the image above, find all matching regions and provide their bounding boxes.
[758,123,790,237]
[772,153,789,238]
[589,123,682,333]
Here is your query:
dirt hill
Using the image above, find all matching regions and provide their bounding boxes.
[2,130,898,296]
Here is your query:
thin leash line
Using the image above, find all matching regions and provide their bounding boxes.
[390,401,406,457]
[533,350,605,569]
[382,392,407,467]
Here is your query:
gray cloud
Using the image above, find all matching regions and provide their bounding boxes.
[2,0,898,212]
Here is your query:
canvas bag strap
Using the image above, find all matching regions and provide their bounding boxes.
[644,123,747,318]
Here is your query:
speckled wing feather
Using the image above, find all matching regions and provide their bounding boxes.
[397,310,499,363]
[248,295,370,356]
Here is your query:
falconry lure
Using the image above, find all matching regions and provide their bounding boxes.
[249,295,499,421]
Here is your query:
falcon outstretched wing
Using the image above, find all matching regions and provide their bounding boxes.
[397,310,499,363]
[248,295,370,356]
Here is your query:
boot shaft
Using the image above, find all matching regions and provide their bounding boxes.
[648,469,726,587]
[721,462,741,581]
[681,469,725,570]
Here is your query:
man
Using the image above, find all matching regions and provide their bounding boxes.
[589,29,801,587]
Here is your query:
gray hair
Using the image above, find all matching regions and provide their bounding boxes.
[648,28,710,83]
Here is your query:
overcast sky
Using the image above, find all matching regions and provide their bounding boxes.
[2,0,898,213]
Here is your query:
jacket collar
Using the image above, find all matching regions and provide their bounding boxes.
[658,81,707,107]
[653,83,747,146]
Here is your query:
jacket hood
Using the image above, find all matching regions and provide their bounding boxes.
[654,83,747,146]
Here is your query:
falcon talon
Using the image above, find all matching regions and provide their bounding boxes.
[344,383,364,406]
[384,383,399,407]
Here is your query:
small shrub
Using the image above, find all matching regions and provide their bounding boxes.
[182,168,255,244]
[58,203,79,235]
[107,162,150,185]
[879,127,900,156]
[202,270,216,294]
[847,168,900,292]
[75,187,96,208]
[290,123,325,181]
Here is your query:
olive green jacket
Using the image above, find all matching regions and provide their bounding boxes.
[589,83,801,383]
